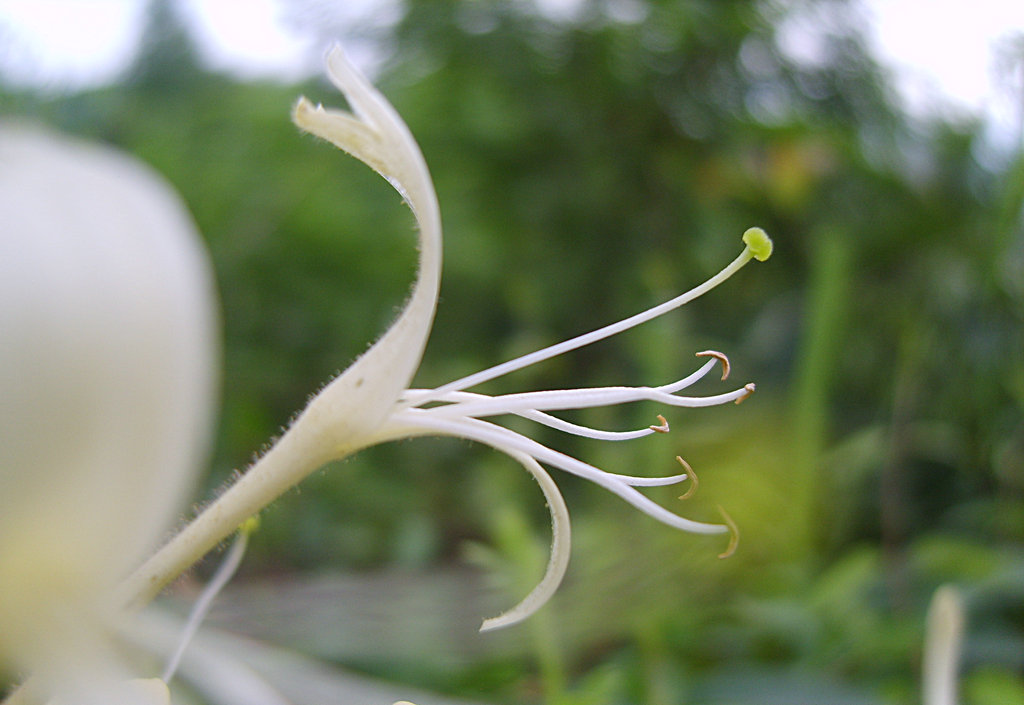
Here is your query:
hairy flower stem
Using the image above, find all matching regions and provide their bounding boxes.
[116,432,337,610]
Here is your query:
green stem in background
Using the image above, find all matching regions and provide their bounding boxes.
[880,312,929,614]
[635,616,677,705]
[789,228,852,560]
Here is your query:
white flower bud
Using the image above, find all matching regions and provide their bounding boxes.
[0,125,216,682]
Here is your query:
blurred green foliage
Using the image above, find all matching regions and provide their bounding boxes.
[3,0,1023,702]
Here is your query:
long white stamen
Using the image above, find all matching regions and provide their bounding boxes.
[404,357,719,404]
[401,356,726,442]
[410,246,756,407]
[654,358,720,392]
[516,409,662,440]
[602,470,691,486]
[393,411,725,535]
[415,380,753,420]
[403,389,666,440]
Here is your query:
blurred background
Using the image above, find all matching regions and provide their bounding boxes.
[2,0,1023,703]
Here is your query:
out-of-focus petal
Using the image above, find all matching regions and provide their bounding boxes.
[0,125,216,677]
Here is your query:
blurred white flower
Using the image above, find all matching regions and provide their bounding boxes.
[120,45,772,632]
[0,126,217,703]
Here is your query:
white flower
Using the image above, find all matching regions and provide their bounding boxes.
[0,126,216,702]
[118,44,773,632]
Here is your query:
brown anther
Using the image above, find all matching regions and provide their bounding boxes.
[649,414,670,433]
[734,382,756,404]
[696,350,731,381]
[676,456,698,500]
[716,505,739,559]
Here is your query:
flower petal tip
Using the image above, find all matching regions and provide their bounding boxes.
[742,227,773,262]
[291,95,318,125]
[479,612,524,633]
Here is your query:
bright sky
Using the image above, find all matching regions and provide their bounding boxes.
[0,0,1022,141]
[0,0,315,87]
[861,0,1024,137]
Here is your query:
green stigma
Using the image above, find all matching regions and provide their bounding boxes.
[742,227,773,262]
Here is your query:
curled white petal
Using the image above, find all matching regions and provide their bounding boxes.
[290,43,442,445]
[478,451,571,632]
